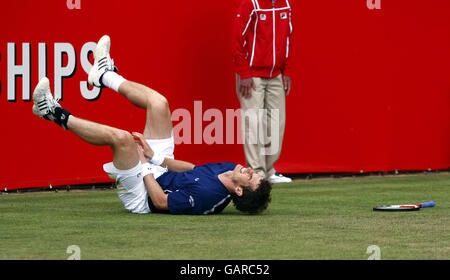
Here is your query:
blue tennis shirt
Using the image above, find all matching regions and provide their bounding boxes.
[150,162,236,215]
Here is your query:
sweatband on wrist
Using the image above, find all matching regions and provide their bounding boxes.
[141,162,153,177]
[150,153,165,166]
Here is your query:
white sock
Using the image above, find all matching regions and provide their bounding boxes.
[101,71,126,92]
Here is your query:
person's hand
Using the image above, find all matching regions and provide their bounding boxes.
[239,77,256,99]
[132,132,154,159]
[136,145,147,164]
[283,75,292,96]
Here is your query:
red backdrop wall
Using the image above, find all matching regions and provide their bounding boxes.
[1,0,449,190]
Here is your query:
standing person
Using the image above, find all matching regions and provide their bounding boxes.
[233,0,293,183]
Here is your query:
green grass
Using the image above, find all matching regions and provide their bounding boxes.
[0,173,449,260]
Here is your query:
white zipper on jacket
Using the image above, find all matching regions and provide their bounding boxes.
[249,0,259,67]
[270,0,276,77]
[249,11,259,67]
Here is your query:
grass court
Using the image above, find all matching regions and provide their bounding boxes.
[1,172,448,260]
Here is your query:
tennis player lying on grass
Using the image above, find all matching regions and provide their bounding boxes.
[32,35,271,215]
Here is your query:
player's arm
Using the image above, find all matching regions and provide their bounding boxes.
[142,173,168,210]
[161,158,195,172]
[136,145,169,210]
[132,132,195,172]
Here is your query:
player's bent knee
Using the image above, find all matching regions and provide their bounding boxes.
[155,94,169,107]
[111,129,134,148]
[150,95,170,114]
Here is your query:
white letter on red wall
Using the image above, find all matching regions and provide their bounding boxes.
[80,42,101,101]
[67,0,81,10]
[367,0,381,10]
[7,43,31,101]
[54,43,76,100]
[38,43,47,81]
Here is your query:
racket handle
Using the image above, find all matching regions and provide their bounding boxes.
[419,201,435,208]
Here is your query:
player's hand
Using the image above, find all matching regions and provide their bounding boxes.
[132,132,154,159]
[283,75,292,96]
[136,145,147,163]
[239,77,256,99]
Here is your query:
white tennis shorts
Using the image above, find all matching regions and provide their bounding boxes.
[103,136,175,214]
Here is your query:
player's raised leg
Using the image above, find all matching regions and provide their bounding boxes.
[88,35,173,140]
[67,116,139,170]
[118,81,173,140]
[32,77,139,170]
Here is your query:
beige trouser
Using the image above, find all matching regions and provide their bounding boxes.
[236,74,286,179]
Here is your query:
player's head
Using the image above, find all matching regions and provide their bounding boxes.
[230,165,272,214]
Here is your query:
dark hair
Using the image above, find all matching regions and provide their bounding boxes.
[231,179,272,214]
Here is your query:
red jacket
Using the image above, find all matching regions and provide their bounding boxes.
[232,0,293,79]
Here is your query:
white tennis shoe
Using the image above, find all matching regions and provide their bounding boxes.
[32,77,61,121]
[88,35,118,87]
[268,172,292,183]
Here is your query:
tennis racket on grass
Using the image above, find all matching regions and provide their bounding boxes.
[373,201,435,212]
